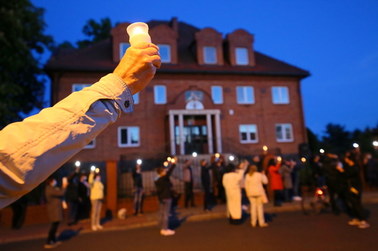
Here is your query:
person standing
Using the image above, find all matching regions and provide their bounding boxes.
[77,174,90,220]
[132,163,144,216]
[89,171,104,231]
[44,176,68,249]
[155,162,177,236]
[245,165,268,227]
[183,159,195,208]
[10,195,28,230]
[268,157,284,207]
[65,172,80,225]
[200,159,213,211]
[222,164,243,224]
[281,159,294,202]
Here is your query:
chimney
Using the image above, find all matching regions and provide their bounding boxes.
[170,17,179,33]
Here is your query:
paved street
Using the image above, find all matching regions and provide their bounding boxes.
[1,203,378,251]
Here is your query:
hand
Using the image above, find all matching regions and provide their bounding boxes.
[113,43,161,95]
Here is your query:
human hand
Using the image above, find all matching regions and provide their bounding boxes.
[113,43,161,95]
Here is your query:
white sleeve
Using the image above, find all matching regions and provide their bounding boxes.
[0,74,133,208]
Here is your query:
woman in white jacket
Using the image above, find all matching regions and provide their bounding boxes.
[245,165,268,227]
[89,171,104,231]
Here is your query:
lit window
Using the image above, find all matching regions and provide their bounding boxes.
[276,124,294,142]
[119,42,130,59]
[72,84,91,92]
[239,124,258,143]
[118,126,140,147]
[211,86,223,104]
[158,44,171,63]
[235,48,249,65]
[272,87,290,104]
[154,85,167,104]
[133,93,139,104]
[84,139,96,149]
[203,46,217,64]
[236,86,254,104]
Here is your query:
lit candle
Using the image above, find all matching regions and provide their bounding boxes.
[127,22,151,46]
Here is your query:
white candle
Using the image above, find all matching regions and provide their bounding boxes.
[127,22,151,46]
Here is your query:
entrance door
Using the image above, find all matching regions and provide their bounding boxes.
[183,125,208,154]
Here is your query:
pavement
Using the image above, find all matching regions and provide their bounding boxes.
[1,191,378,245]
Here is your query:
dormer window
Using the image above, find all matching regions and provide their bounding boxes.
[235,47,249,65]
[203,46,217,64]
[158,44,171,63]
[119,42,130,59]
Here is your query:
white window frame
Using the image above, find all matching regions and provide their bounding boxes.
[239,124,258,144]
[211,86,223,104]
[235,47,249,65]
[154,85,167,104]
[133,93,139,104]
[203,46,217,64]
[118,126,140,147]
[119,42,130,59]
[157,44,171,63]
[272,86,290,104]
[275,123,294,142]
[236,86,255,104]
[72,83,91,92]
[84,139,96,149]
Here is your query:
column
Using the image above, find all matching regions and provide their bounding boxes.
[215,112,222,153]
[169,113,176,155]
[206,113,214,154]
[178,114,185,155]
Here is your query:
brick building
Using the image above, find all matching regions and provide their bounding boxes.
[46,17,309,165]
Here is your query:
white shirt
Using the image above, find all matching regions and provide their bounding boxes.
[0,74,133,208]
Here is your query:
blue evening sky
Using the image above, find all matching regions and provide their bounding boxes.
[31,0,378,136]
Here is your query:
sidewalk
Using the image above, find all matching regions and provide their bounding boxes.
[1,192,377,245]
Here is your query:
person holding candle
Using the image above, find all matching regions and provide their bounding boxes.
[0,23,161,209]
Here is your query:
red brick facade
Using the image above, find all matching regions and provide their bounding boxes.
[46,18,309,164]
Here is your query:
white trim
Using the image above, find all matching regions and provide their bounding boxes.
[154,85,167,104]
[169,114,176,155]
[236,86,255,104]
[157,44,171,63]
[239,124,258,144]
[272,86,290,104]
[118,126,140,147]
[275,123,294,142]
[206,114,214,154]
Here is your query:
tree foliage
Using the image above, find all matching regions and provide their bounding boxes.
[0,0,52,128]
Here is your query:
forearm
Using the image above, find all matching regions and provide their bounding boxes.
[0,74,133,208]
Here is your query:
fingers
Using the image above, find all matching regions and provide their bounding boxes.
[150,55,162,68]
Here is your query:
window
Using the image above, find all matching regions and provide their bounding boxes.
[133,93,139,104]
[211,86,223,104]
[154,85,167,104]
[236,86,254,104]
[119,42,130,59]
[272,87,290,104]
[84,139,96,149]
[275,124,294,142]
[118,126,140,147]
[203,46,217,64]
[157,44,171,63]
[72,84,91,92]
[235,48,249,65]
[239,124,258,143]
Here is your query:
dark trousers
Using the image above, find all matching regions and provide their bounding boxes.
[203,186,213,210]
[46,221,60,244]
[346,192,367,221]
[67,201,78,224]
[133,187,144,214]
[273,190,284,206]
[184,182,195,208]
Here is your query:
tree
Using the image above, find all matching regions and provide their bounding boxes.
[76,18,112,48]
[0,0,52,128]
[306,127,321,154]
[321,123,351,155]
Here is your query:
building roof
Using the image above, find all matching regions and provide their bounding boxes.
[46,19,310,79]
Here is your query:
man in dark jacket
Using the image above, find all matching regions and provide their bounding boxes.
[155,161,176,236]
[132,163,144,215]
[201,159,213,211]
[44,176,68,248]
